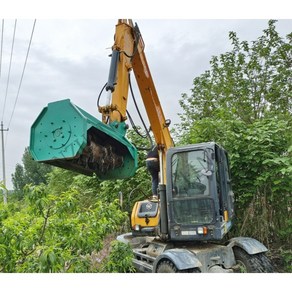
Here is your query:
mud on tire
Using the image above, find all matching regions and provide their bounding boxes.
[233,247,274,273]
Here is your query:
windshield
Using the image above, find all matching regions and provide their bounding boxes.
[171,150,210,197]
[172,198,214,224]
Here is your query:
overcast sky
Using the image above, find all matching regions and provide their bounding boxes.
[0,3,291,189]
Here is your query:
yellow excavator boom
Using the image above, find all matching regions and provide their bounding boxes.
[99,19,174,183]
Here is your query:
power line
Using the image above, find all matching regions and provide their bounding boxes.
[7,19,36,131]
[1,19,17,122]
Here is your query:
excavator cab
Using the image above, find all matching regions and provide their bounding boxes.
[130,142,235,241]
[166,142,234,241]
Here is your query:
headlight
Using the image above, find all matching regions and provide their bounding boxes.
[134,224,141,231]
[197,226,208,235]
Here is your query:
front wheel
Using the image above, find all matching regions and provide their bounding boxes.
[156,260,178,273]
[156,260,201,273]
[233,247,274,273]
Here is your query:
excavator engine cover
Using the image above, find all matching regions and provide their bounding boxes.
[30,99,138,179]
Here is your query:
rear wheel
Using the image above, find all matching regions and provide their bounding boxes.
[233,247,274,273]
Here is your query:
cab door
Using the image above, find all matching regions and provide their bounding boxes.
[215,145,234,224]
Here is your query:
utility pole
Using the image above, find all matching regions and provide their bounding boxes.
[1,121,9,204]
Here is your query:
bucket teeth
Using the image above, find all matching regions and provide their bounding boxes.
[78,139,124,174]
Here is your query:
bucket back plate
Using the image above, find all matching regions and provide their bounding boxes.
[30,99,138,179]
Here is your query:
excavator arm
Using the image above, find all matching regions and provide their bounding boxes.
[99,19,174,182]
[99,19,135,124]
[29,19,173,184]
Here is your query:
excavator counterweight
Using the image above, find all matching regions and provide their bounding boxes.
[30,99,138,179]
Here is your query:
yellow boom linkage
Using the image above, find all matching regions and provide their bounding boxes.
[99,19,174,184]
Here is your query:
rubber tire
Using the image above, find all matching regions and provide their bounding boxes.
[156,260,178,273]
[233,247,274,273]
[156,260,201,273]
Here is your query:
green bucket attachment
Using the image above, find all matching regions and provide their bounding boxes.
[30,99,138,180]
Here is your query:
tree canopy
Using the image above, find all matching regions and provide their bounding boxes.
[179,20,291,129]
[11,147,52,198]
[2,129,151,272]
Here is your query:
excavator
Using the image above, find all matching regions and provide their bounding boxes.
[29,19,274,272]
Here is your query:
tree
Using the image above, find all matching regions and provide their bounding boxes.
[179,20,291,132]
[11,147,52,198]
[0,182,128,272]
[178,20,292,247]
